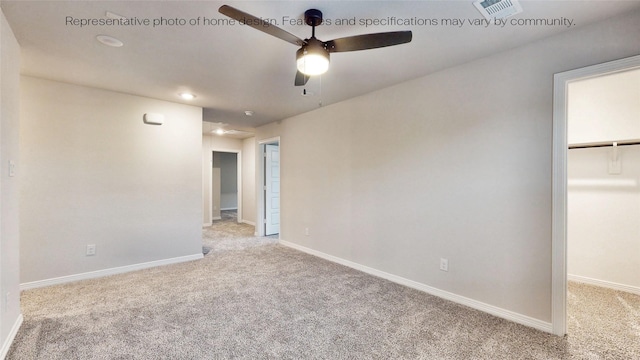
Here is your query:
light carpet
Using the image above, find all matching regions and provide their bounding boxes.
[7,216,640,359]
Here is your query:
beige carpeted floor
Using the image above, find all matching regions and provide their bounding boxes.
[7,211,640,359]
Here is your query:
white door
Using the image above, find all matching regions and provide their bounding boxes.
[265,144,280,235]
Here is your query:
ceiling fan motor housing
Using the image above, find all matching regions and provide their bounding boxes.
[297,38,329,58]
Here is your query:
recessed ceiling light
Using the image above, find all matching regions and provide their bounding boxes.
[179,93,196,100]
[96,35,123,47]
[214,128,225,135]
[244,110,254,116]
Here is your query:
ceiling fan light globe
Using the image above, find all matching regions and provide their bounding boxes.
[297,54,329,76]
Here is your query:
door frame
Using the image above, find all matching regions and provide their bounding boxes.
[551,54,640,336]
[209,149,242,224]
[257,137,280,237]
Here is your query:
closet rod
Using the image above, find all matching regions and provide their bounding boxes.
[569,140,640,150]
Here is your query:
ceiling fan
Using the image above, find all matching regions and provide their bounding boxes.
[219,5,413,86]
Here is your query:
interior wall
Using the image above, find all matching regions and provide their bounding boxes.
[567,147,640,292]
[256,9,640,328]
[217,152,238,210]
[242,137,256,225]
[568,69,640,144]
[211,162,221,221]
[20,76,203,284]
[201,134,242,225]
[0,7,22,356]
[567,69,640,293]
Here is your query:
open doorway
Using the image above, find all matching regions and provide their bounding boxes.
[257,137,280,237]
[552,54,640,336]
[566,69,640,293]
[212,151,239,221]
[209,150,242,225]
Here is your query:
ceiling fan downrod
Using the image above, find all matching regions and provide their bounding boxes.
[304,9,323,39]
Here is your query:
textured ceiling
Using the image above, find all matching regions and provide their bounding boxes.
[3,0,639,132]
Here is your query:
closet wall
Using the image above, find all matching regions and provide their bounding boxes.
[567,69,640,293]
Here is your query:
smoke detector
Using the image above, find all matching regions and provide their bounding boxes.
[474,0,522,20]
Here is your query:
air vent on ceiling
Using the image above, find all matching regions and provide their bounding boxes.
[473,0,522,20]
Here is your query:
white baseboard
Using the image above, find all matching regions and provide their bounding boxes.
[568,274,640,295]
[211,216,222,221]
[279,240,553,334]
[203,222,212,227]
[0,314,23,360]
[242,220,256,226]
[20,253,204,291]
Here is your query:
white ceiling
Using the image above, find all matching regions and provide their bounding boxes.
[3,0,640,133]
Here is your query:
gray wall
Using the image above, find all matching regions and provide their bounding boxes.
[211,166,221,220]
[215,152,238,210]
[19,76,203,284]
[242,137,256,225]
[0,8,22,355]
[256,9,640,327]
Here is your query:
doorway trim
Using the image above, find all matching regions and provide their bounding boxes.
[551,54,640,336]
[209,149,242,224]
[257,136,280,237]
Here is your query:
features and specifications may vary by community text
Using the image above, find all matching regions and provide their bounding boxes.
[65,15,576,29]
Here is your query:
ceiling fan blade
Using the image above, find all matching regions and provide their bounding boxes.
[325,31,412,53]
[295,71,309,86]
[219,5,305,46]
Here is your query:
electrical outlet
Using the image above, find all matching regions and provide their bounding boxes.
[305,228,309,236]
[9,161,16,177]
[86,244,96,256]
[440,258,449,272]
[4,292,9,313]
